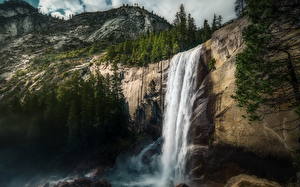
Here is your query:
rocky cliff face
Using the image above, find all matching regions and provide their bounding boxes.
[121,61,169,138]
[207,18,300,159]
[185,17,300,186]
[90,59,169,138]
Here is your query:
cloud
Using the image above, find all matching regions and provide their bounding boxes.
[129,0,236,26]
[38,0,84,17]
[36,0,236,25]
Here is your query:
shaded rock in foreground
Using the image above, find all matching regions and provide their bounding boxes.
[225,174,281,187]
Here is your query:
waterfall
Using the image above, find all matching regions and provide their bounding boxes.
[159,45,202,186]
[106,45,203,187]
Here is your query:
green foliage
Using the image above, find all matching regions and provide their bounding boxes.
[104,28,189,67]
[235,0,247,17]
[33,41,109,65]
[15,69,28,77]
[233,0,299,121]
[104,4,223,67]
[212,14,223,31]
[208,58,216,71]
[200,19,212,42]
[0,71,132,153]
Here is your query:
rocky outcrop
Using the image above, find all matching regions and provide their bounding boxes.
[225,175,281,187]
[76,6,171,42]
[124,61,169,138]
[93,60,169,138]
[120,61,169,117]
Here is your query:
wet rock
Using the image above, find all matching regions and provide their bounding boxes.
[55,179,111,187]
[86,167,106,178]
[134,99,162,138]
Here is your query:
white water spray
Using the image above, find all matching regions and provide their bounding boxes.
[158,45,202,186]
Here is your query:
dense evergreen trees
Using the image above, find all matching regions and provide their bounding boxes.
[233,0,300,120]
[212,14,223,31]
[105,4,223,66]
[0,71,132,154]
[235,0,247,17]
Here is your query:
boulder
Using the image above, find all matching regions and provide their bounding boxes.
[225,174,281,187]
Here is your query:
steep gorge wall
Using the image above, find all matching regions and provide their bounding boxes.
[185,17,300,186]
[206,18,300,159]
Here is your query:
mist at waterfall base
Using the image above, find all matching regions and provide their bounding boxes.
[106,45,203,187]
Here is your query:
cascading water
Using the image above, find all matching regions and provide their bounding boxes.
[158,44,202,186]
[106,45,204,187]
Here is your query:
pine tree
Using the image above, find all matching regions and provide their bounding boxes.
[212,14,218,31]
[174,4,188,49]
[187,13,197,46]
[235,0,246,17]
[67,99,80,148]
[172,41,180,54]
[217,15,223,28]
[202,19,212,41]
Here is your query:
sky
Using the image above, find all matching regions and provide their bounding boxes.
[1,0,236,26]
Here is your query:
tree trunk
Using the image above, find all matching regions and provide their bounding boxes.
[284,50,300,104]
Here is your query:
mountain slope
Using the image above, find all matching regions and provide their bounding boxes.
[0,0,58,44]
[0,1,171,99]
[0,1,171,45]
